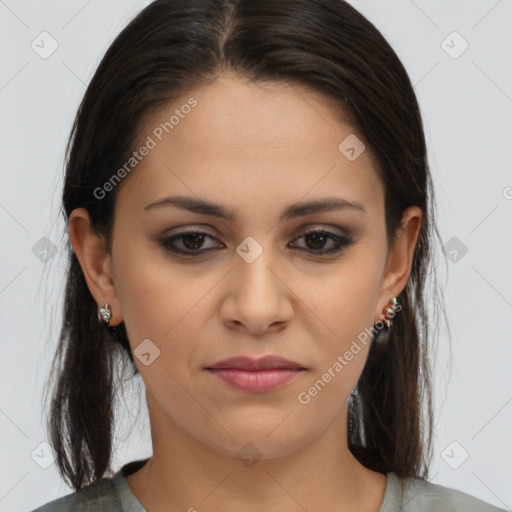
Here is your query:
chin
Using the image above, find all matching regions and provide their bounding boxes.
[196,421,317,462]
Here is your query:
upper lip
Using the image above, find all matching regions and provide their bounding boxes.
[205,355,306,371]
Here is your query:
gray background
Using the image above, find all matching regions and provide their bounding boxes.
[0,0,511,510]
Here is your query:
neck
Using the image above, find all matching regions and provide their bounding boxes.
[124,392,387,512]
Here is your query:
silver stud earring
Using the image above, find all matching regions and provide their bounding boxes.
[98,303,112,326]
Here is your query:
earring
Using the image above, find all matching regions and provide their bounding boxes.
[98,303,112,326]
[383,297,399,329]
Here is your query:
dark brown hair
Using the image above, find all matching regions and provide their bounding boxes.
[43,0,447,492]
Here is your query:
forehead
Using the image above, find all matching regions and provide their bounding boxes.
[116,73,384,221]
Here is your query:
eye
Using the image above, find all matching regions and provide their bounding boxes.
[289,228,353,255]
[158,227,353,256]
[158,230,221,255]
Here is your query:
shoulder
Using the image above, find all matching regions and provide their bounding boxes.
[29,476,120,512]
[397,474,508,512]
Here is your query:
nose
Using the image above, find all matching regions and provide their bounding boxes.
[220,245,294,336]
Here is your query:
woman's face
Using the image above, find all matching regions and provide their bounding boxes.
[80,72,420,460]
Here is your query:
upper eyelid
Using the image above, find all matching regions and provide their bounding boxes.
[163,224,350,238]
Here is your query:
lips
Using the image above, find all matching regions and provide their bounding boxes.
[204,355,306,393]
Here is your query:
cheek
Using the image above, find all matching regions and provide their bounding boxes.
[113,242,220,376]
[296,270,382,415]
[304,254,384,398]
[114,239,194,331]
[313,253,383,341]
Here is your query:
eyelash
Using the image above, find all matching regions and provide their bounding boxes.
[158,228,353,257]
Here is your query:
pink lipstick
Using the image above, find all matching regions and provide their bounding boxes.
[204,355,306,393]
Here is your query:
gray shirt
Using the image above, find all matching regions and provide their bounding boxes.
[31,458,508,511]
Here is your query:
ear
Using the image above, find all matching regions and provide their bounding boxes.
[68,207,123,326]
[374,206,423,322]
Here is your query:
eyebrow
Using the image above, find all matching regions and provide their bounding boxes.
[143,195,366,221]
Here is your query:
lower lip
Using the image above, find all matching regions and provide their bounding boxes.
[206,368,304,393]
